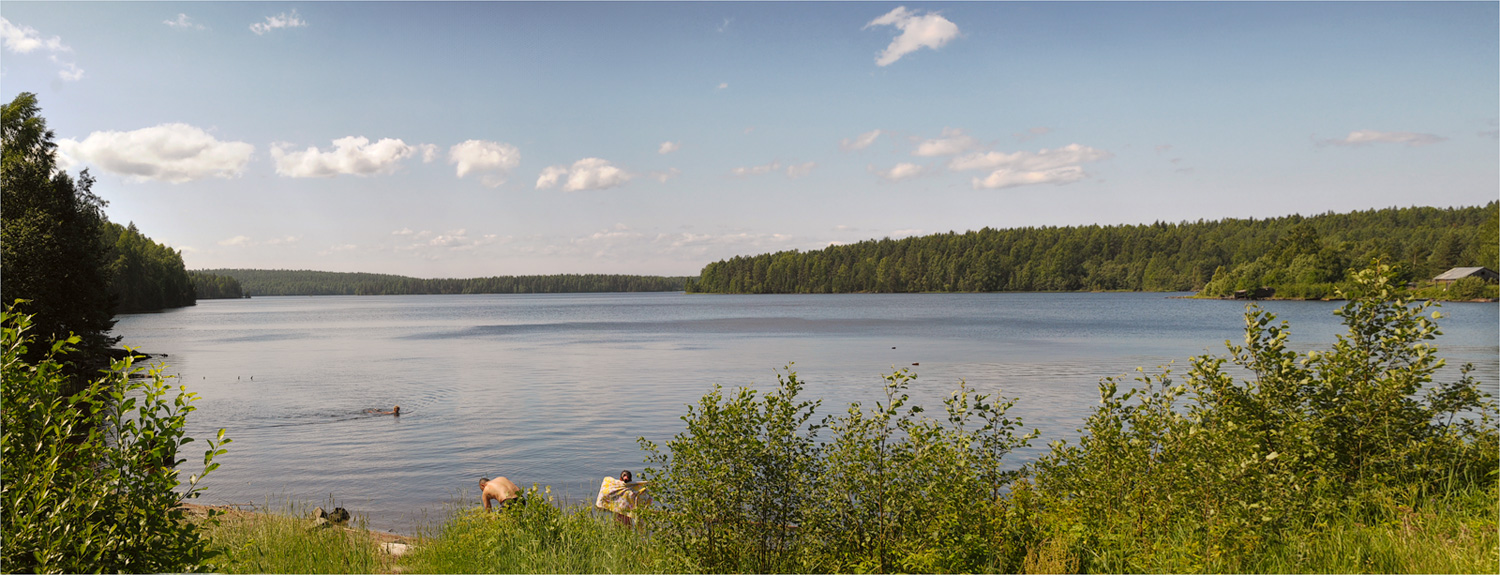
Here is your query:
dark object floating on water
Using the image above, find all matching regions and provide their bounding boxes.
[912,362,919,366]
[891,346,896,349]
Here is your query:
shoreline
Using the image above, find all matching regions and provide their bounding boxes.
[179,502,419,547]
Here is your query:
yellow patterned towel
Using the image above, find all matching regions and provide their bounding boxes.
[595,477,651,516]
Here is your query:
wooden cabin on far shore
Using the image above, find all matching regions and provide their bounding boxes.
[1433,267,1499,285]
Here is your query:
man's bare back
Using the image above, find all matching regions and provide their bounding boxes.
[479,476,522,510]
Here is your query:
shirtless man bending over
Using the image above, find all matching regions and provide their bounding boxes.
[479,476,522,511]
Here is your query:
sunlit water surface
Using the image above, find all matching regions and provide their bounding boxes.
[111,292,1498,533]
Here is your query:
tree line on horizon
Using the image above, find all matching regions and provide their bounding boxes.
[197,268,692,296]
[685,203,1498,295]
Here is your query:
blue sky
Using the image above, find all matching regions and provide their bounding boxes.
[2,2,1496,277]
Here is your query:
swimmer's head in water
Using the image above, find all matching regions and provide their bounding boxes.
[393,405,400,416]
[620,470,632,483]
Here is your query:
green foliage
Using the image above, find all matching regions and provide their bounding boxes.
[189,271,246,300]
[686,203,1497,295]
[639,367,1035,573]
[404,486,685,573]
[639,369,822,573]
[1,307,231,573]
[1,93,117,373]
[1032,263,1498,571]
[200,504,384,574]
[102,222,197,313]
[199,268,691,296]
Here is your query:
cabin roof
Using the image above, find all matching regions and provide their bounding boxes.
[1434,267,1497,281]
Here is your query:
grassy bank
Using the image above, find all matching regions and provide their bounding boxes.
[190,482,1496,574]
[190,503,392,573]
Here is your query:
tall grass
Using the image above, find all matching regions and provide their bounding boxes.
[402,486,688,573]
[197,501,386,574]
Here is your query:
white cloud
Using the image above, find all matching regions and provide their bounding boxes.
[1,18,68,53]
[2,18,84,81]
[658,141,681,154]
[864,6,960,67]
[395,228,499,253]
[948,143,1111,172]
[913,127,979,157]
[717,82,729,90]
[217,235,299,248]
[873,162,927,181]
[840,129,883,151]
[250,10,307,35]
[535,157,632,191]
[52,57,83,82]
[892,228,924,237]
[317,244,359,256]
[974,167,1085,189]
[650,168,682,183]
[58,124,254,183]
[449,140,521,187]
[418,144,439,163]
[1015,127,1052,142]
[949,143,1112,190]
[786,161,817,179]
[731,161,781,177]
[164,14,205,30]
[1318,130,1446,147]
[272,136,415,178]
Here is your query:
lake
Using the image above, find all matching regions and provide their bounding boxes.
[110,292,1498,534]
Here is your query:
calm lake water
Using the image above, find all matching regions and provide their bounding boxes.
[111,292,1498,534]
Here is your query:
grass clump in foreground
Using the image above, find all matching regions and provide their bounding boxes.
[401,485,688,573]
[195,503,386,574]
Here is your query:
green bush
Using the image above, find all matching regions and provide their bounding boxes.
[1,306,230,573]
[1445,276,1498,300]
[1033,264,1498,571]
[639,367,1036,573]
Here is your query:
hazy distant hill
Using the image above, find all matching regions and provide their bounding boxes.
[198,269,691,296]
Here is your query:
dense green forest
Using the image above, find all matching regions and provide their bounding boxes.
[198,269,691,296]
[102,222,197,312]
[686,203,1498,295]
[188,271,245,300]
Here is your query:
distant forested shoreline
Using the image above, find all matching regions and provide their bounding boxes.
[196,269,691,296]
[686,203,1498,296]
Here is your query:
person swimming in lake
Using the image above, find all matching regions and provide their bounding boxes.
[596,469,650,526]
[368,405,400,416]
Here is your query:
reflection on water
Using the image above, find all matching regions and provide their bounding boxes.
[111,292,1498,534]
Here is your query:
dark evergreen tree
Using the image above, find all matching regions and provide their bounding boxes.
[1,92,117,378]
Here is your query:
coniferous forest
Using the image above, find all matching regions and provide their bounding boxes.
[686,203,1498,296]
[101,222,196,313]
[197,269,692,297]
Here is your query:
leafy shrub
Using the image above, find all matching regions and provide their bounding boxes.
[639,368,822,573]
[1033,264,1498,571]
[640,367,1035,573]
[1446,276,1497,300]
[1,306,230,573]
